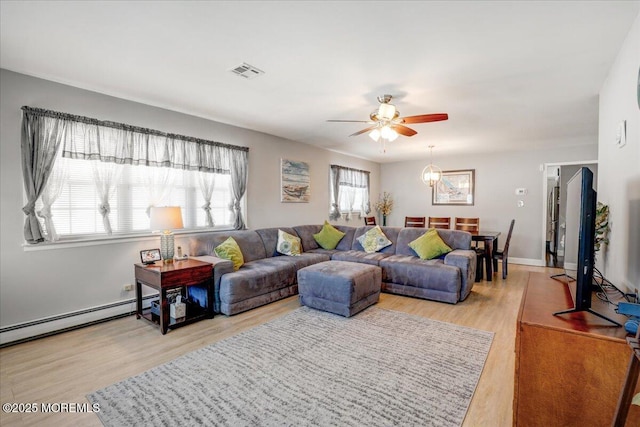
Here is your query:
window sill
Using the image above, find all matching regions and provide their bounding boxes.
[22,228,235,252]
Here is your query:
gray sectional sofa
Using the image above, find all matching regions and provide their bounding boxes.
[187,224,477,316]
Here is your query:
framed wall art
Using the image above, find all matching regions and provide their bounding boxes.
[432,169,475,206]
[281,159,310,203]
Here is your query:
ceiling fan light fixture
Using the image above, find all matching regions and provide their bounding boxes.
[380,125,398,141]
[378,103,397,121]
[369,128,381,142]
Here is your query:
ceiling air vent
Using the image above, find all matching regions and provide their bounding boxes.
[229,63,265,79]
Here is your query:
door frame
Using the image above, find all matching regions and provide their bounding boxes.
[540,160,598,265]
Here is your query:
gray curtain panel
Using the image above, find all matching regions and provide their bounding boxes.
[329,165,341,220]
[20,109,68,243]
[230,150,248,230]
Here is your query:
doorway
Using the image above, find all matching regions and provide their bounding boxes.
[542,161,598,268]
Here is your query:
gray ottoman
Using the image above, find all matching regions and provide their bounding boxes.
[297,260,382,317]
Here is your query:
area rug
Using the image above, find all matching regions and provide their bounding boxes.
[87,307,494,427]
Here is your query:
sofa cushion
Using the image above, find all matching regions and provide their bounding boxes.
[313,221,346,250]
[409,228,452,260]
[277,229,302,256]
[187,230,267,262]
[214,237,244,271]
[255,227,298,257]
[357,225,392,253]
[352,226,401,255]
[219,258,298,306]
[294,225,356,252]
[266,252,331,270]
[379,255,461,294]
[396,228,471,256]
[331,249,391,266]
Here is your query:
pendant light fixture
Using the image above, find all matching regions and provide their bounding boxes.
[421,145,442,187]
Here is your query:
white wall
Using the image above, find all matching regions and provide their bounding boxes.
[0,70,379,339]
[597,12,640,293]
[380,146,598,263]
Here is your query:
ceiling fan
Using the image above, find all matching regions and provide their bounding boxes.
[328,95,448,143]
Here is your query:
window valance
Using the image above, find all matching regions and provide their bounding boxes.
[21,106,249,174]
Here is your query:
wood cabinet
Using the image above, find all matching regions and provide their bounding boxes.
[514,272,640,427]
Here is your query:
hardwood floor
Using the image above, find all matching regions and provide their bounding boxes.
[0,264,559,427]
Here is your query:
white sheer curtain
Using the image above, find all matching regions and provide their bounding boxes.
[37,156,69,241]
[198,171,216,227]
[341,186,357,221]
[91,160,123,234]
[144,165,176,217]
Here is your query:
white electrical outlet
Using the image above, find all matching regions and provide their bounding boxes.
[123,284,134,292]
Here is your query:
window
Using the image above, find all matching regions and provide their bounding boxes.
[21,106,249,244]
[40,159,234,239]
[329,165,371,220]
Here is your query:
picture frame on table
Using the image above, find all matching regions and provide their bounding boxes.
[140,248,162,265]
[432,169,475,206]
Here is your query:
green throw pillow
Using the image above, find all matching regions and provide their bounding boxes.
[357,225,392,253]
[409,228,452,260]
[313,220,345,250]
[214,236,244,271]
[277,229,302,256]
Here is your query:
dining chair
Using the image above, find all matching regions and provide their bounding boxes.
[428,217,451,229]
[493,219,515,279]
[364,216,376,226]
[454,217,480,234]
[404,216,426,228]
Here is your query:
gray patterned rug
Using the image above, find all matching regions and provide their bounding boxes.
[87,307,493,427]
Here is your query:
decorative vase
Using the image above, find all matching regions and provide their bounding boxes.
[382,215,387,226]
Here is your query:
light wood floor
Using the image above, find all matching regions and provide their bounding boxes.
[0,264,560,427]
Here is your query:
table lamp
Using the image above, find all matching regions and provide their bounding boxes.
[150,206,184,263]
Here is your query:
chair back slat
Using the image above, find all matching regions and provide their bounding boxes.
[404,216,426,228]
[454,217,480,234]
[428,217,451,229]
[364,216,376,226]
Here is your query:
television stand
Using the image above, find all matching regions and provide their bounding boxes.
[514,272,640,426]
[553,307,622,327]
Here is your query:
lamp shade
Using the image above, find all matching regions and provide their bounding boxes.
[150,206,184,231]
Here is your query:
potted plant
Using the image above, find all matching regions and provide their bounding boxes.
[374,192,393,226]
[594,202,610,259]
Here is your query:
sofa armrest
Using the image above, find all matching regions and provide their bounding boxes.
[190,255,234,313]
[444,249,476,301]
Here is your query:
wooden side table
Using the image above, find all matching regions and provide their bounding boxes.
[135,258,213,334]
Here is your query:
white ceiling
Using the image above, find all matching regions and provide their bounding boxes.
[1,1,638,163]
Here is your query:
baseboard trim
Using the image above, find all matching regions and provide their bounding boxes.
[509,257,546,267]
[0,295,156,348]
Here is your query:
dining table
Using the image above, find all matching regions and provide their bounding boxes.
[471,231,501,281]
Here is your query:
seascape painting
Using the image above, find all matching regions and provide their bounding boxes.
[281,159,310,202]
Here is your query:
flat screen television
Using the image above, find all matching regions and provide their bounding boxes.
[552,167,620,326]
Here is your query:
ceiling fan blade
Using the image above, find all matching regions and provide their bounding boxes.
[327,119,372,123]
[391,124,417,137]
[401,113,449,124]
[350,126,378,137]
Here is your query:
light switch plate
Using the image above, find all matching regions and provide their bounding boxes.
[515,188,528,196]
